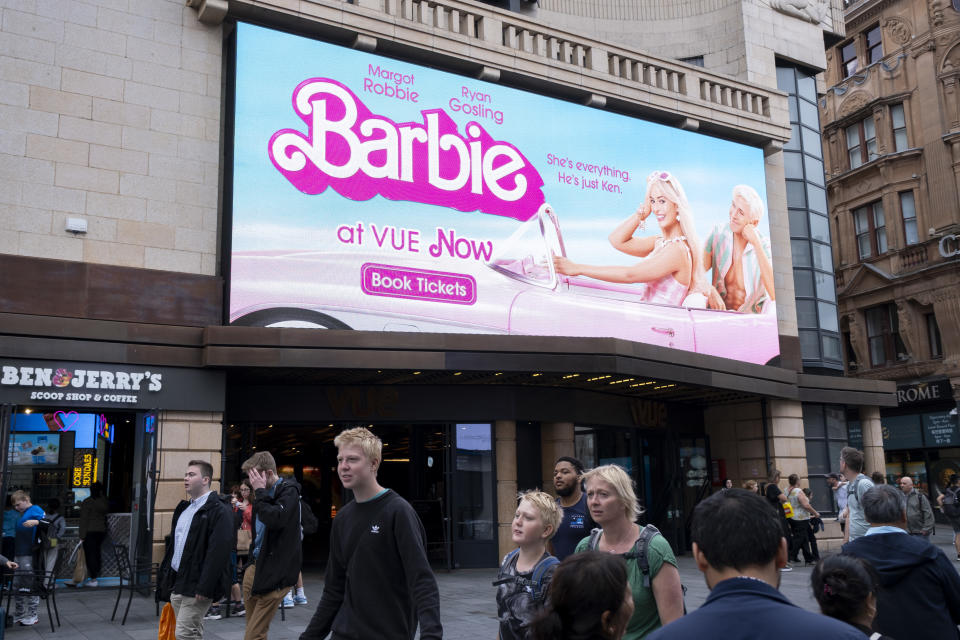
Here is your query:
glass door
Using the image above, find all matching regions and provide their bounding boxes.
[130,411,158,579]
[450,423,496,568]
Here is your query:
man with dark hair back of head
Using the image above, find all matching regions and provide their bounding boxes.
[647,489,864,640]
[237,450,303,640]
[157,460,234,640]
[551,456,596,560]
[839,447,874,543]
[842,484,960,640]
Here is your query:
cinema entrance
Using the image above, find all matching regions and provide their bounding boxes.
[222,420,497,569]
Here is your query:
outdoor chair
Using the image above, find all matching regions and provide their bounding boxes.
[2,563,59,633]
[112,544,160,625]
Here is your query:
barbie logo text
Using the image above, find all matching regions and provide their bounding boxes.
[269,79,545,221]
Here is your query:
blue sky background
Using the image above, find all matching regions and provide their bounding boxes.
[232,23,770,267]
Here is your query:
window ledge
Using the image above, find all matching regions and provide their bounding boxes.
[827,147,922,184]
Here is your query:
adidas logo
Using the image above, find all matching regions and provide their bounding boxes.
[371,525,380,534]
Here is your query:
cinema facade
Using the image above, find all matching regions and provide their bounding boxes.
[0,0,893,569]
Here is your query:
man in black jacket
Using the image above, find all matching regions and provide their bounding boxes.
[843,483,960,640]
[241,451,302,640]
[158,460,233,640]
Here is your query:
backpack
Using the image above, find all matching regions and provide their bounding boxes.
[944,487,960,518]
[588,525,664,587]
[492,550,560,604]
[39,514,62,549]
[299,496,319,536]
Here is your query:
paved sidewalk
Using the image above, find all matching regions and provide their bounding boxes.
[7,528,958,638]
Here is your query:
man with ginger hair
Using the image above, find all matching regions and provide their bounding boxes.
[703,184,776,313]
[301,427,442,640]
[240,451,302,640]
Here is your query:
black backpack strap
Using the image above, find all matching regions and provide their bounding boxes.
[624,524,660,587]
[492,548,520,586]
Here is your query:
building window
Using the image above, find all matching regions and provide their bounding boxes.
[841,40,858,78]
[891,103,907,151]
[865,305,907,366]
[866,25,883,64]
[802,404,848,514]
[927,313,943,359]
[900,191,918,245]
[678,55,704,67]
[846,116,877,169]
[854,201,886,258]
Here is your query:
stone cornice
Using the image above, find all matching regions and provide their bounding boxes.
[190,0,790,146]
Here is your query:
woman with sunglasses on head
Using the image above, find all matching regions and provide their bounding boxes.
[553,171,705,307]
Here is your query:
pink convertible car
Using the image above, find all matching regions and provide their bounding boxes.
[230,205,780,365]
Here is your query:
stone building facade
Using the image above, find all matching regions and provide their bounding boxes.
[820,0,960,497]
[0,0,893,569]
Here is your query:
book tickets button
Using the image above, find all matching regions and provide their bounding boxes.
[361,263,476,305]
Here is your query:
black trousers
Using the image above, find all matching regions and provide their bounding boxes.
[788,519,813,563]
[83,531,107,579]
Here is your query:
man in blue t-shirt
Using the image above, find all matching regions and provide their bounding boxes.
[11,489,44,626]
[551,456,596,560]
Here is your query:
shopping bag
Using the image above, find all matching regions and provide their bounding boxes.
[72,545,86,584]
[158,602,176,640]
[236,529,252,554]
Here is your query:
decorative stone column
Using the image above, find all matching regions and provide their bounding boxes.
[153,411,223,563]
[540,422,574,491]
[858,405,885,476]
[495,420,517,560]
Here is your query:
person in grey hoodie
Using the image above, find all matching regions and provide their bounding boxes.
[843,484,960,640]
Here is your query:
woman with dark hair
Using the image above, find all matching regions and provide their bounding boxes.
[811,555,895,640]
[530,551,634,640]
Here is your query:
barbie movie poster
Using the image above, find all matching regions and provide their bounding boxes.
[229,23,780,364]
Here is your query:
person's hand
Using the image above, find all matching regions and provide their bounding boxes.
[195,593,210,602]
[705,285,726,310]
[6,561,17,569]
[552,255,578,276]
[23,520,39,528]
[741,221,760,246]
[248,467,267,491]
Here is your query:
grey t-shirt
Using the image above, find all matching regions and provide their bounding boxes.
[846,474,874,540]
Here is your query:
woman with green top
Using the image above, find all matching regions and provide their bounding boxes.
[575,465,684,639]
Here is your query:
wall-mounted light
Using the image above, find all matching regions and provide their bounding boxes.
[65,218,87,234]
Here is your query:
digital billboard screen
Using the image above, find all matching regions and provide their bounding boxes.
[230,23,780,364]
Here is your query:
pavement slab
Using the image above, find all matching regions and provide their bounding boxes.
[5,528,957,638]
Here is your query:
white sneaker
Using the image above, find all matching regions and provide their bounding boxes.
[279,595,295,609]
[19,615,39,626]
[86,579,98,587]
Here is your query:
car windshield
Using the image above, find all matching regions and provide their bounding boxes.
[487,206,561,288]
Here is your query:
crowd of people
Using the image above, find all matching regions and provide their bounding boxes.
[490,446,960,640]
[10,429,956,640]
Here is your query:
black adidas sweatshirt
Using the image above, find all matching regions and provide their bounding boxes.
[300,489,443,640]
